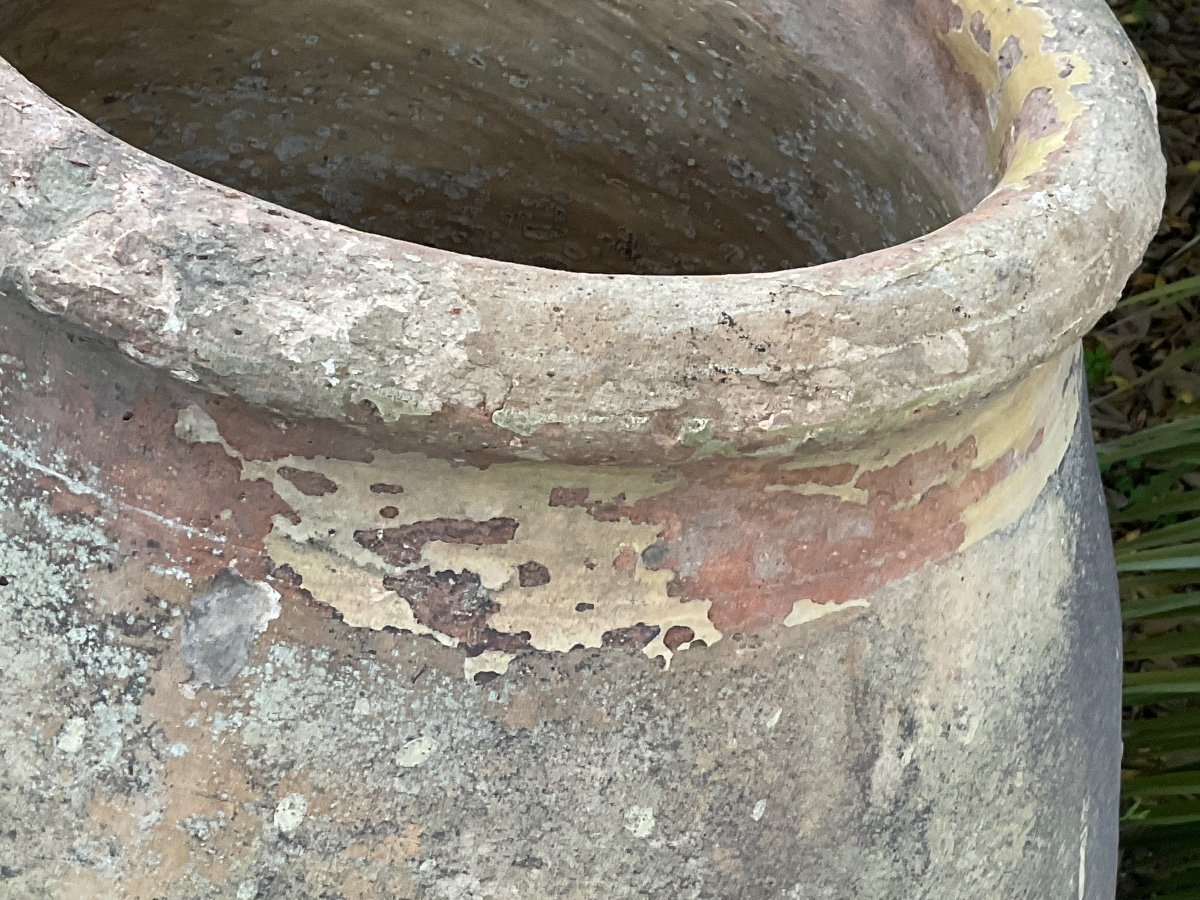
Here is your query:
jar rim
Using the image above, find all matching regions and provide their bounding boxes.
[0,0,1164,462]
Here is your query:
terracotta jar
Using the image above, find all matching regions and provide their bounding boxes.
[0,0,1162,895]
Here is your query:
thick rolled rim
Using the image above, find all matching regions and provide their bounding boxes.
[0,0,1165,462]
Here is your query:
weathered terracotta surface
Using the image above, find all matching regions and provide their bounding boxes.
[0,0,1164,896]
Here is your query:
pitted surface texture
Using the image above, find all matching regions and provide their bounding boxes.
[0,369,1119,898]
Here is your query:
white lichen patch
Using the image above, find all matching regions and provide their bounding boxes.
[920,329,970,376]
[0,487,170,885]
[490,406,652,439]
[56,717,87,754]
[396,735,438,768]
[273,793,308,834]
[623,805,655,838]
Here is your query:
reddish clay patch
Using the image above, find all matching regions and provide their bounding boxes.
[0,313,294,588]
[204,395,376,464]
[38,475,104,519]
[663,625,695,651]
[101,393,294,583]
[612,547,638,575]
[549,486,589,507]
[605,431,1038,634]
[601,623,661,650]
[1012,87,1063,142]
[277,466,339,496]
[517,561,551,587]
[370,482,405,494]
[969,11,991,50]
[355,517,519,567]
[1027,427,1046,456]
[546,486,626,522]
[383,568,530,653]
[855,440,976,505]
[926,0,965,32]
[776,463,857,487]
[997,35,1024,80]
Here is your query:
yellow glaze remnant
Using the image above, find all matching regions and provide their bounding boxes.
[463,650,513,681]
[961,351,1080,545]
[177,407,724,673]
[784,598,870,628]
[944,0,1090,188]
[175,348,1075,677]
[774,349,1078,536]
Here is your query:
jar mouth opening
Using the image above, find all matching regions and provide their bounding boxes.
[0,0,1163,462]
[0,0,1020,277]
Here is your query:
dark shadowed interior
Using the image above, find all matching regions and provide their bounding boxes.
[0,0,995,274]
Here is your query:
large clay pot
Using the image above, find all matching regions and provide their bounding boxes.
[0,0,1163,896]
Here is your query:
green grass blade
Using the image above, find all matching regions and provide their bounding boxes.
[1114,491,1200,525]
[1098,416,1200,467]
[1126,629,1200,662]
[1122,571,1200,596]
[1121,819,1200,852]
[1117,542,1200,563]
[1125,708,1200,739]
[1125,710,1200,755]
[1123,591,1200,621]
[1118,556,1200,574]
[1116,541,1200,571]
[1120,519,1200,553]
[1116,273,1200,310]
[1124,770,1200,798]
[1122,798,1200,827]
[1126,669,1200,703]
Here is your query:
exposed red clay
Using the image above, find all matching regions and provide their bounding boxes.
[517,561,551,587]
[355,518,520,567]
[601,623,661,651]
[0,318,291,588]
[612,547,639,575]
[370,482,406,494]
[663,625,696,651]
[970,11,992,50]
[0,309,1062,653]
[616,436,1037,634]
[383,569,532,653]
[278,466,340,496]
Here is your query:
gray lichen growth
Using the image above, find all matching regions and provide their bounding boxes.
[182,569,280,688]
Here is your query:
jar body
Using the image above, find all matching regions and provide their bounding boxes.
[0,305,1119,898]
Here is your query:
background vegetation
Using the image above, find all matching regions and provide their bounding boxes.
[1097,2,1200,896]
